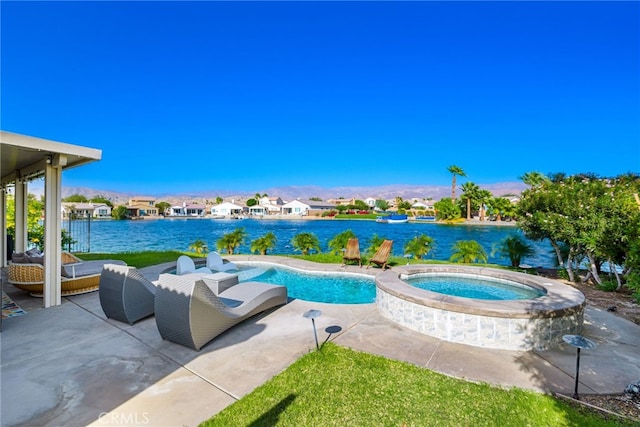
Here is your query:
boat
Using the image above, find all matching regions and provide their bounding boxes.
[376,214,408,224]
[415,215,436,221]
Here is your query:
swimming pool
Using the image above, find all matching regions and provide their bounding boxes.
[236,262,376,304]
[405,273,545,300]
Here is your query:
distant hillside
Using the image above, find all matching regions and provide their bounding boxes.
[58,182,527,204]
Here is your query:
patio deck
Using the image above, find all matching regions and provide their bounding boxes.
[2,259,639,426]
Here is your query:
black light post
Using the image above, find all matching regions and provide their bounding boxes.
[562,334,597,400]
[303,309,322,350]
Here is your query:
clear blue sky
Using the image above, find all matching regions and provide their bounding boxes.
[3,1,639,195]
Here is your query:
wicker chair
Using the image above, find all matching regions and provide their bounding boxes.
[7,254,126,297]
[206,252,238,272]
[367,240,393,270]
[154,273,288,350]
[99,264,156,325]
[342,238,362,267]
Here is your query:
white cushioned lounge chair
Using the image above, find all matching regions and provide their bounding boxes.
[99,264,157,325]
[154,273,288,350]
[176,255,212,275]
[206,252,238,272]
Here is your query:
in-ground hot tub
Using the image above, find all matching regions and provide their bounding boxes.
[376,265,585,351]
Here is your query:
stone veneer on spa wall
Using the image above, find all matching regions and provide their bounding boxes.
[375,265,586,351]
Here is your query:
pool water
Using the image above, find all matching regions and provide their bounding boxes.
[405,274,545,300]
[237,264,376,304]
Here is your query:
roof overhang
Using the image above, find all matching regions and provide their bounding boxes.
[1,131,102,186]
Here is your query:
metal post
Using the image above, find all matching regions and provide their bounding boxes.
[311,318,319,350]
[574,347,581,399]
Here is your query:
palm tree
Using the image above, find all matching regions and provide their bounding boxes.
[489,197,513,221]
[291,232,321,255]
[250,232,277,255]
[491,235,534,267]
[188,239,209,254]
[476,189,493,221]
[366,234,387,256]
[520,171,548,187]
[328,230,356,255]
[460,182,479,220]
[447,165,466,200]
[403,234,434,259]
[449,240,488,264]
[216,228,247,254]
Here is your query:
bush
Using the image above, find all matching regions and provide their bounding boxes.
[596,280,618,292]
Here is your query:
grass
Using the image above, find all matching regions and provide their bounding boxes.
[201,343,631,427]
[76,250,190,268]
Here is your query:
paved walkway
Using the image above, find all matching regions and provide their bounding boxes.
[1,259,639,427]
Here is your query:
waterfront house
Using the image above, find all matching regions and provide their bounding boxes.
[211,202,243,216]
[281,199,336,216]
[61,202,112,219]
[126,197,159,218]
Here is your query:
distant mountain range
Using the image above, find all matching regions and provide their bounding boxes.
[58,182,527,205]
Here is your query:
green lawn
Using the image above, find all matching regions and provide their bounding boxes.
[201,343,631,427]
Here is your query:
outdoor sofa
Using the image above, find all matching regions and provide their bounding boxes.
[7,251,126,297]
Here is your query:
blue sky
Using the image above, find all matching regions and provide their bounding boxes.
[2,1,639,195]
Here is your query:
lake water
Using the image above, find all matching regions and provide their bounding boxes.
[83,218,556,268]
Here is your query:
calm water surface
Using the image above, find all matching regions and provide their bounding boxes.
[84,218,556,268]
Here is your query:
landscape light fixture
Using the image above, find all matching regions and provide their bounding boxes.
[562,334,598,400]
[303,309,322,350]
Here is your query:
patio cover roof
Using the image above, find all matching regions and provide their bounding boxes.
[1,131,102,185]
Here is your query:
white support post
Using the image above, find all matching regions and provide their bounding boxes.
[43,163,63,307]
[0,186,6,267]
[14,180,28,253]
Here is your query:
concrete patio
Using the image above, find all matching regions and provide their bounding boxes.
[2,260,639,427]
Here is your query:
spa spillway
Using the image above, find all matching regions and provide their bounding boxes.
[375,265,585,351]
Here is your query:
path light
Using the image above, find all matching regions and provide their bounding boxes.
[303,309,322,350]
[562,334,598,400]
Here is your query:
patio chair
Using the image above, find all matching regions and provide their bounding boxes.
[342,238,362,267]
[367,240,393,270]
[154,273,288,350]
[176,255,212,275]
[206,252,239,272]
[7,253,126,296]
[99,264,157,325]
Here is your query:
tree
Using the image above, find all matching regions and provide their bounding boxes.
[447,165,466,200]
[291,232,321,255]
[403,234,434,259]
[375,199,389,212]
[491,235,534,267]
[216,196,223,205]
[250,232,277,255]
[366,234,387,256]
[89,195,113,208]
[156,201,171,216]
[112,205,128,220]
[490,197,515,221]
[476,189,493,221]
[519,171,549,187]
[328,230,356,255]
[461,182,480,220]
[449,240,488,264]
[189,239,209,254]
[62,194,88,202]
[353,200,370,211]
[433,198,461,221]
[217,228,247,254]
[246,198,258,207]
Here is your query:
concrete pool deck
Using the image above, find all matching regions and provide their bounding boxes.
[2,257,639,426]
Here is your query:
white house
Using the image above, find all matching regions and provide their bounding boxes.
[364,197,377,208]
[211,202,243,216]
[61,202,112,219]
[259,196,284,214]
[411,201,435,210]
[281,199,336,216]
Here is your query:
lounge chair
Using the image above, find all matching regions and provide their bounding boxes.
[154,273,288,350]
[176,255,212,275]
[206,252,238,272]
[7,252,126,296]
[99,264,157,325]
[342,238,362,267]
[367,240,393,270]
